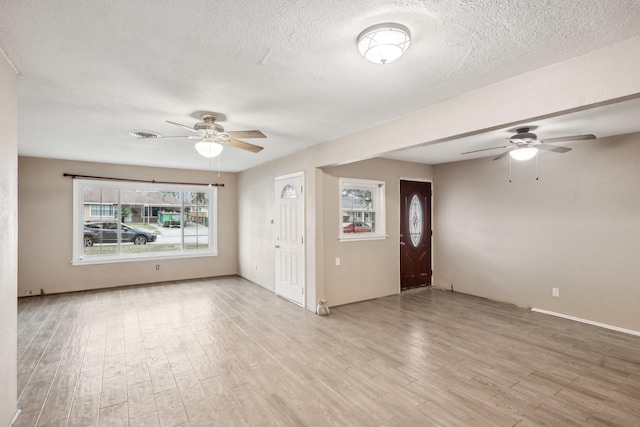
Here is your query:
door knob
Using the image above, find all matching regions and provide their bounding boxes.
[400,241,406,246]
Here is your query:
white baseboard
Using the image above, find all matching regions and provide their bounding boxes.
[531,308,640,337]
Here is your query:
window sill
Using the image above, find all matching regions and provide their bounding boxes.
[72,250,218,266]
[339,234,388,243]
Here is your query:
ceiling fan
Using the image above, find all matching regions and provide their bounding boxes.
[461,127,596,161]
[130,112,265,158]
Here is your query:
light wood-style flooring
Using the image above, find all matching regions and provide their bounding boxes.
[15,276,640,426]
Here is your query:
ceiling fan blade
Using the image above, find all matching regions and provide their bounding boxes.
[537,144,571,153]
[493,149,513,161]
[539,134,596,144]
[166,120,198,133]
[151,135,199,140]
[226,130,266,139]
[225,138,264,153]
[461,145,510,155]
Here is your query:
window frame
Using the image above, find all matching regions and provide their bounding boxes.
[72,179,217,265]
[339,177,386,242]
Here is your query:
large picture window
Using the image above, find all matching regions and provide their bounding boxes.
[72,179,217,265]
[339,177,386,241]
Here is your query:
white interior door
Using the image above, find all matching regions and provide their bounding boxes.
[274,172,305,306]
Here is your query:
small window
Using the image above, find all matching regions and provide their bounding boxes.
[339,177,386,241]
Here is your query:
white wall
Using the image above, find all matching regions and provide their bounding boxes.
[433,132,640,331]
[0,50,18,426]
[18,157,239,295]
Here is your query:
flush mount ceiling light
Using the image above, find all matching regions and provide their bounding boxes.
[509,146,538,161]
[357,23,411,64]
[194,137,224,158]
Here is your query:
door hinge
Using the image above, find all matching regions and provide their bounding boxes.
[301,185,303,194]
[301,236,304,244]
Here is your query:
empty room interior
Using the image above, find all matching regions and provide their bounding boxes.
[1,1,640,426]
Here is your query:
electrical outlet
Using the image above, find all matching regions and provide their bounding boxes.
[552,288,559,297]
[335,257,341,266]
[156,264,160,270]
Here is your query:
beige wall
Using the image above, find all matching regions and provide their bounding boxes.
[0,50,18,425]
[18,157,239,295]
[238,155,433,309]
[433,132,640,331]
[322,158,433,306]
[237,150,322,310]
[237,38,640,314]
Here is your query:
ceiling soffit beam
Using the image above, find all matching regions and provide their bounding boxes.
[312,35,640,169]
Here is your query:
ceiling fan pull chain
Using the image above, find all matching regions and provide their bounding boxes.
[509,156,512,183]
[535,151,539,181]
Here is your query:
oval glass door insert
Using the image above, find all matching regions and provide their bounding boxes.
[409,194,423,247]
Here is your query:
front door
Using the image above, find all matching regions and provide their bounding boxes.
[400,180,432,290]
[274,172,305,306]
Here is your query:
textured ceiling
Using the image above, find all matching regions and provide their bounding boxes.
[1,0,640,171]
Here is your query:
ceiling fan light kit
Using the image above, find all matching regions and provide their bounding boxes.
[194,139,224,158]
[509,146,538,161]
[357,23,411,64]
